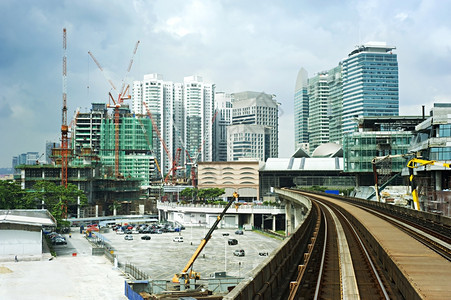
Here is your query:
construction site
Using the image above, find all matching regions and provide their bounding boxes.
[15,29,196,218]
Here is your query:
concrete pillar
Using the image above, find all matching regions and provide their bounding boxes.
[272,215,276,231]
[285,200,292,236]
[294,204,304,228]
[436,171,442,190]
[95,205,99,218]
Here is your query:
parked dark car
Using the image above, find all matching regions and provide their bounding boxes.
[222,233,230,236]
[235,230,244,235]
[228,239,238,245]
[259,252,269,256]
[233,249,245,256]
[141,235,151,240]
[52,237,67,245]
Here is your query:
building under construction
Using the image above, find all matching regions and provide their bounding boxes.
[16,103,158,218]
[408,104,451,216]
[343,116,424,185]
[71,103,157,186]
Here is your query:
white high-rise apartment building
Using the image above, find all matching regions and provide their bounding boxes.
[133,74,215,175]
[307,71,331,152]
[294,68,309,152]
[132,74,172,175]
[184,76,215,163]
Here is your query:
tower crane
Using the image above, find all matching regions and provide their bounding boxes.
[88,41,140,178]
[165,147,183,184]
[136,116,163,181]
[142,101,174,183]
[61,28,69,188]
[188,110,219,188]
[61,28,69,218]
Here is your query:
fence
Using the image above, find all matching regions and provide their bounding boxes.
[124,262,150,281]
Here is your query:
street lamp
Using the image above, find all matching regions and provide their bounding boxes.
[224,238,227,273]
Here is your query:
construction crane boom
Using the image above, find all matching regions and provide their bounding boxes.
[88,41,139,178]
[172,194,238,284]
[120,40,140,96]
[143,102,172,177]
[88,51,117,92]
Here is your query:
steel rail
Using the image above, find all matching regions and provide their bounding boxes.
[352,203,451,261]
[334,206,390,300]
[299,191,392,299]
[314,209,328,300]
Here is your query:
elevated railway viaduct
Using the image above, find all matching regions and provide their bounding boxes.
[225,188,451,300]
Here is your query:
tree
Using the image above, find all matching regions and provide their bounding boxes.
[197,188,225,203]
[0,180,34,209]
[25,181,87,228]
[180,187,195,200]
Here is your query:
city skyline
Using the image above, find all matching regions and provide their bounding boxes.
[1,0,451,167]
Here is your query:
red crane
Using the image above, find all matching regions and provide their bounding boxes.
[60,28,69,218]
[142,101,173,182]
[88,41,139,178]
[165,147,182,184]
[61,28,68,188]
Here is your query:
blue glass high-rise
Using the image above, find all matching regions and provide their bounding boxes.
[342,42,399,134]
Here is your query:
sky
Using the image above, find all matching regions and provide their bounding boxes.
[1,0,451,168]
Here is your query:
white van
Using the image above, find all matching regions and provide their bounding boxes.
[173,236,184,242]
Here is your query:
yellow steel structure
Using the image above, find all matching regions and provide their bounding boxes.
[172,195,236,284]
[407,158,451,211]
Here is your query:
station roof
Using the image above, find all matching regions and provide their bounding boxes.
[0,209,56,227]
[261,157,343,172]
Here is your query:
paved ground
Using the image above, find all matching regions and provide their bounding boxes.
[0,232,127,300]
[101,227,281,281]
[0,227,282,299]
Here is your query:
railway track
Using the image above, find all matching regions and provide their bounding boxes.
[287,191,403,299]
[350,203,451,261]
[228,189,451,299]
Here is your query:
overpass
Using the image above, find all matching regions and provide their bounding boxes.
[225,188,451,299]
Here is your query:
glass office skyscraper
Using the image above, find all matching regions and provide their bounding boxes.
[294,68,309,152]
[341,42,399,134]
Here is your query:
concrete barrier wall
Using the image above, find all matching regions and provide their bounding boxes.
[224,190,315,300]
[321,192,451,228]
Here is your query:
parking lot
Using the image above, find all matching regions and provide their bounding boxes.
[100,226,282,281]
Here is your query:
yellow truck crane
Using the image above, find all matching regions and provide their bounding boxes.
[172,192,239,284]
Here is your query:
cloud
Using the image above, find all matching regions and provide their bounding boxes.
[0,97,13,118]
[1,0,451,165]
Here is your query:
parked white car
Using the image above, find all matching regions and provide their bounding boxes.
[173,236,184,242]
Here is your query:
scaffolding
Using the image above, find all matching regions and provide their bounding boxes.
[100,114,155,185]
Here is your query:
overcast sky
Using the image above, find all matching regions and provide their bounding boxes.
[1,0,450,168]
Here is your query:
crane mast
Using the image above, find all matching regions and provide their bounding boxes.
[61,28,69,217]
